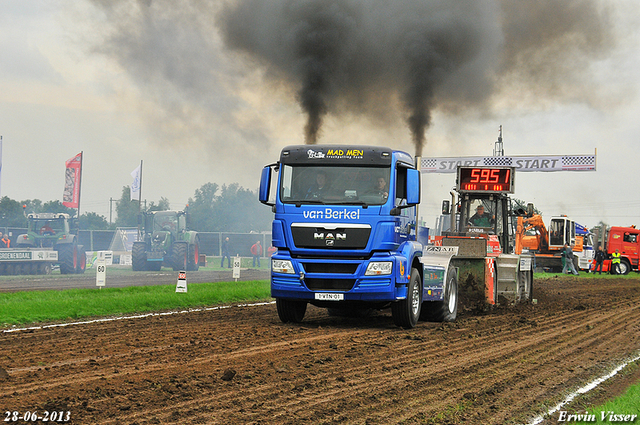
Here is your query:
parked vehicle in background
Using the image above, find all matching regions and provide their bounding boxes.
[131,210,200,272]
[591,225,640,275]
[0,212,86,275]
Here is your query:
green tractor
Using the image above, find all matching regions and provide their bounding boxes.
[132,210,200,271]
[15,213,87,274]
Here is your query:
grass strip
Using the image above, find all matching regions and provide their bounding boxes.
[586,380,640,421]
[0,280,271,327]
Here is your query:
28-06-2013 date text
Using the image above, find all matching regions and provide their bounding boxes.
[4,411,71,422]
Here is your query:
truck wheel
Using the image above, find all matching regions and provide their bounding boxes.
[172,242,188,271]
[392,268,422,329]
[187,238,200,271]
[58,243,77,275]
[132,242,147,271]
[276,298,307,323]
[421,265,458,322]
[619,259,631,275]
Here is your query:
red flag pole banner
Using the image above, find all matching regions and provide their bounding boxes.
[63,152,82,208]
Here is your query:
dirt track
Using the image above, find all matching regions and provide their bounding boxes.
[1,276,640,424]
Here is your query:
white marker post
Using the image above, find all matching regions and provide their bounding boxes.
[96,258,106,289]
[176,270,187,293]
[232,255,241,281]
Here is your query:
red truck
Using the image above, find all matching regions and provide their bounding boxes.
[594,226,640,274]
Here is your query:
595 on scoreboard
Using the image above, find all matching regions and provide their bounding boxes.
[456,166,515,194]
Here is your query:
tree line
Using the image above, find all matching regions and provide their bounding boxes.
[0,182,273,233]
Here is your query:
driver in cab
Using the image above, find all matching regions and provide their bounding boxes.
[469,205,494,227]
[305,171,329,199]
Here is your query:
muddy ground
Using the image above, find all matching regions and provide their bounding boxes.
[1,275,639,424]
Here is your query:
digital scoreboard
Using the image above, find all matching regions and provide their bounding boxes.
[457,166,515,194]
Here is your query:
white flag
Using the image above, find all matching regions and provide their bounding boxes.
[130,164,141,201]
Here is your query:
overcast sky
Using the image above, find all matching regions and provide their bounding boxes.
[1,0,639,230]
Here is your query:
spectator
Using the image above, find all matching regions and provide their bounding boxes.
[221,237,231,268]
[0,232,6,248]
[251,240,263,267]
[611,249,621,274]
[594,245,606,275]
[1,233,9,248]
[562,243,579,275]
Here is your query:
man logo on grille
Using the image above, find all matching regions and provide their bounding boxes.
[314,232,346,246]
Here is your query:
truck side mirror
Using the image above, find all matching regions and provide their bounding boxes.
[406,168,420,205]
[259,166,274,206]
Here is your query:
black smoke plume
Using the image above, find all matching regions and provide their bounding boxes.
[218,0,613,154]
[89,0,615,156]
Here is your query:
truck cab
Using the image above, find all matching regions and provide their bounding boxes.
[259,145,457,328]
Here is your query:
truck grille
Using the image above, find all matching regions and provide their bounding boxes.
[305,278,356,291]
[291,223,370,249]
[302,263,359,274]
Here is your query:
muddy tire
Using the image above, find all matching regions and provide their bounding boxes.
[58,243,78,275]
[132,242,147,271]
[392,268,422,329]
[187,238,200,271]
[276,298,307,323]
[172,242,188,271]
[421,265,458,322]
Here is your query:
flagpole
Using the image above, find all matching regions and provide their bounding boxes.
[138,160,143,213]
[77,151,83,219]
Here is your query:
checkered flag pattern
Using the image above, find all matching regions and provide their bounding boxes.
[421,158,437,169]
[482,157,513,166]
[561,155,595,169]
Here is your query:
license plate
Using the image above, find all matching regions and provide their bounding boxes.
[314,293,344,301]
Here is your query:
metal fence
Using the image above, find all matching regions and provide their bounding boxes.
[1,227,273,257]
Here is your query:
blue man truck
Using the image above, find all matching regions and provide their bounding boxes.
[258,145,459,328]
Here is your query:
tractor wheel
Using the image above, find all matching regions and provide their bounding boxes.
[392,268,422,329]
[58,243,78,275]
[276,298,307,323]
[76,246,87,274]
[187,238,200,271]
[421,265,458,322]
[132,242,147,271]
[172,242,188,271]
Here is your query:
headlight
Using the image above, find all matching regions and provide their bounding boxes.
[272,259,295,274]
[365,261,392,276]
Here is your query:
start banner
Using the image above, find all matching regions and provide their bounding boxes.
[420,154,596,173]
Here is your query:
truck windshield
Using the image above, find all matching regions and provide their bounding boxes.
[280,164,391,205]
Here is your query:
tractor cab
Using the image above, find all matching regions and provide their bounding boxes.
[23,213,74,248]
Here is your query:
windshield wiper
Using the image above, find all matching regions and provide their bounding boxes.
[336,201,369,208]
[294,200,325,207]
